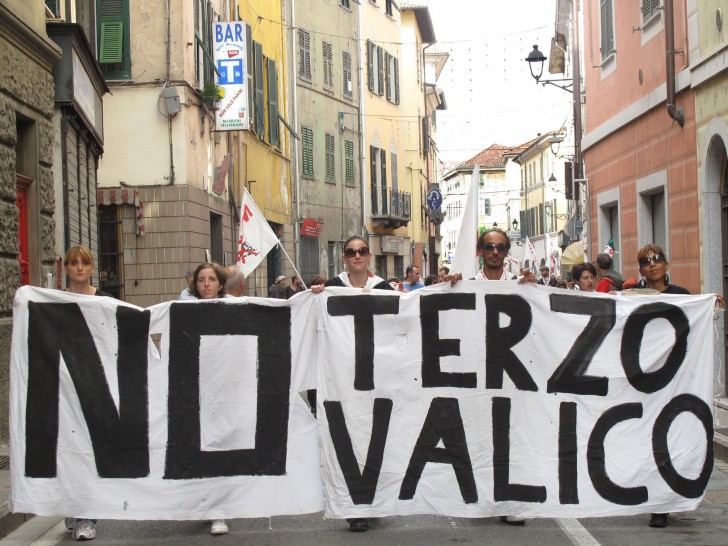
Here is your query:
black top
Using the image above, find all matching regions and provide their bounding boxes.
[94,288,115,298]
[661,284,690,295]
[325,276,394,291]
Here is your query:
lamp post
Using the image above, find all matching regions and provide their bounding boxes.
[524,0,583,246]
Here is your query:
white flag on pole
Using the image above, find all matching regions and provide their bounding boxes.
[450,165,480,279]
[236,188,280,278]
[523,236,539,272]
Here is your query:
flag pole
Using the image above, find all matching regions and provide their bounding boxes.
[277,242,308,289]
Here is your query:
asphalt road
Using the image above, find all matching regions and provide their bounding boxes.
[6,461,728,546]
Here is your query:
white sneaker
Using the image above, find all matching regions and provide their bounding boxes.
[73,519,96,541]
[500,515,526,526]
[210,519,228,535]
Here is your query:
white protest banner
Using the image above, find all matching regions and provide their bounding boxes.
[236,188,279,277]
[10,287,322,519]
[10,284,716,520]
[316,283,715,518]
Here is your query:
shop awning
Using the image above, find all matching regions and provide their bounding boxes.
[97,188,145,236]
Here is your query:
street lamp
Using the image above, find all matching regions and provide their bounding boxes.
[524,45,573,92]
[512,219,519,231]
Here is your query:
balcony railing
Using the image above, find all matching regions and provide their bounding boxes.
[371,187,411,227]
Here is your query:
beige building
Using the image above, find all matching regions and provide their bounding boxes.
[359,0,408,280]
[292,0,362,282]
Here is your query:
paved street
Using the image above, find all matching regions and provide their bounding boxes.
[6,460,728,546]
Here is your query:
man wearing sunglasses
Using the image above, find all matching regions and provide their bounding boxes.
[475,229,535,283]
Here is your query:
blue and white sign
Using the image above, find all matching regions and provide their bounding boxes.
[426,188,443,211]
[213,22,248,131]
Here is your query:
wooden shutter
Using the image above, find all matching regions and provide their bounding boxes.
[302,127,314,177]
[393,57,400,104]
[99,21,123,63]
[325,133,335,182]
[367,41,375,91]
[268,58,279,146]
[345,140,354,185]
[370,146,378,213]
[380,148,387,213]
[600,0,614,60]
[298,29,311,80]
[343,51,352,96]
[385,51,391,101]
[254,41,264,137]
[323,41,333,88]
[377,46,384,95]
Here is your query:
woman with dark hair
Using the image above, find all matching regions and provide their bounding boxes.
[322,236,393,291]
[190,262,227,300]
[309,274,328,287]
[636,244,687,294]
[571,262,597,292]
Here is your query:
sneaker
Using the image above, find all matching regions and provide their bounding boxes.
[347,518,369,532]
[649,513,668,528]
[72,519,96,541]
[500,515,526,526]
[210,519,228,535]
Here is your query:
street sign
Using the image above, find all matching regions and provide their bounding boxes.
[213,22,248,131]
[426,188,443,211]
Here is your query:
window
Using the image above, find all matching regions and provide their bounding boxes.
[322,41,333,89]
[600,0,615,61]
[391,152,398,192]
[328,241,336,278]
[302,126,314,178]
[637,171,668,253]
[97,0,131,79]
[298,29,312,81]
[342,51,353,97]
[385,53,399,103]
[300,236,320,284]
[483,198,491,216]
[377,46,384,96]
[597,188,621,272]
[370,146,386,214]
[98,205,124,299]
[210,212,223,264]
[325,133,335,183]
[267,58,279,146]
[641,0,661,23]
[385,0,394,16]
[376,255,387,280]
[340,0,350,7]
[16,175,30,286]
[367,41,384,96]
[345,139,355,186]
[253,42,264,138]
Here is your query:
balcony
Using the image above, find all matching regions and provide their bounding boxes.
[371,187,411,228]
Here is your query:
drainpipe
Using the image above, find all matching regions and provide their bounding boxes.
[357,3,368,239]
[664,0,685,127]
[290,0,302,271]
[165,0,176,184]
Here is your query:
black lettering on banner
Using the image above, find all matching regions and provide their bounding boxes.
[652,394,713,498]
[25,302,150,478]
[484,295,537,391]
[165,302,291,479]
[400,397,477,503]
[324,398,393,505]
[547,295,615,396]
[492,397,547,503]
[587,403,648,505]
[421,293,477,388]
[327,296,400,391]
[620,302,689,393]
[558,402,579,504]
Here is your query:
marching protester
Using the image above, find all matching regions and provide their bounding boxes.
[438,265,450,283]
[424,274,439,286]
[571,262,597,292]
[224,265,245,297]
[537,265,556,286]
[556,278,569,289]
[309,274,328,288]
[402,264,425,291]
[62,244,111,541]
[312,236,393,532]
[269,275,288,299]
[595,252,624,292]
[179,270,197,300]
[287,275,306,298]
[190,262,229,535]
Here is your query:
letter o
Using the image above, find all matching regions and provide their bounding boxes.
[620,302,689,393]
[652,394,713,498]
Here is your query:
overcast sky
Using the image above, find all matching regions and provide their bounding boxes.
[420,0,573,168]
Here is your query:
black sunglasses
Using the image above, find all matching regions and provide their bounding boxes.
[638,254,665,267]
[344,247,370,257]
[482,243,508,254]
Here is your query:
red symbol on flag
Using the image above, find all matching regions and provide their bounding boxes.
[237,236,259,264]
[242,205,253,222]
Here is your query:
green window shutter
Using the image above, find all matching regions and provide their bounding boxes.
[302,127,314,177]
[385,51,391,101]
[394,57,399,104]
[268,59,279,147]
[254,41,265,138]
[325,133,335,182]
[367,41,374,91]
[377,46,384,96]
[345,140,354,186]
[343,51,352,97]
[99,21,123,63]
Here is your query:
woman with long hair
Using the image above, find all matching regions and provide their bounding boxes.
[320,236,393,291]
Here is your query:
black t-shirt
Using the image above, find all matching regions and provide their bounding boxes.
[325,276,394,291]
[661,284,690,295]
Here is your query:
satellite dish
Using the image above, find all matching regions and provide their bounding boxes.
[564,219,583,238]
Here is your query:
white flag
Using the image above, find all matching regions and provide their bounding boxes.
[236,189,279,277]
[523,236,539,272]
[450,165,480,279]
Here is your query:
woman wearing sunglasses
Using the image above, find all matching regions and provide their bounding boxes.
[636,244,688,295]
[322,236,393,291]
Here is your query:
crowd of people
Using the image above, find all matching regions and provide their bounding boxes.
[55,233,724,539]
